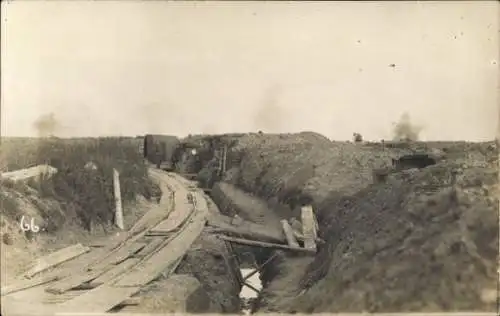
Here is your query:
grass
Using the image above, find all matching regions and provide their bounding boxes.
[0,136,160,232]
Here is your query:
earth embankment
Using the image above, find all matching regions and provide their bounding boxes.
[192,132,498,312]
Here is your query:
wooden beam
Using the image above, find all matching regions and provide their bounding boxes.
[45,269,105,294]
[121,297,141,306]
[301,205,317,251]
[113,168,124,230]
[242,281,260,294]
[224,240,244,287]
[218,236,316,254]
[90,258,141,286]
[207,214,285,244]
[242,252,278,281]
[280,220,299,248]
[1,274,60,296]
[89,242,146,271]
[113,192,208,287]
[24,243,91,278]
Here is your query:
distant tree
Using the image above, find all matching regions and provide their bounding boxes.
[353,132,363,143]
[392,112,422,142]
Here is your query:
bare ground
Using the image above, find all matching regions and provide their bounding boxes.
[196,132,498,313]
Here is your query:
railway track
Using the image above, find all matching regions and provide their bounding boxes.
[1,169,210,315]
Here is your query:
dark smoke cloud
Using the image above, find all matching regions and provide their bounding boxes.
[392,112,423,141]
[33,112,61,137]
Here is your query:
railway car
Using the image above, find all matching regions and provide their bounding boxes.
[143,134,180,171]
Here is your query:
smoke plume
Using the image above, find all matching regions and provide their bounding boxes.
[392,112,423,141]
[33,112,61,137]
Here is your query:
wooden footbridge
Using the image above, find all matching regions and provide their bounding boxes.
[1,169,320,315]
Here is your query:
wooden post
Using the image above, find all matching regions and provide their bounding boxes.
[218,236,316,254]
[301,205,317,251]
[113,168,124,230]
[243,281,260,294]
[222,145,228,174]
[242,252,278,281]
[280,220,299,248]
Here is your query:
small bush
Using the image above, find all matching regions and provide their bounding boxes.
[0,189,21,219]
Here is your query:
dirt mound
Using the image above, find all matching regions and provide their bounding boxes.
[118,274,214,313]
[290,163,498,312]
[176,231,242,313]
[233,133,412,208]
[225,132,498,312]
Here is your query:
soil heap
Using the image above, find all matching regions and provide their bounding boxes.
[205,132,498,312]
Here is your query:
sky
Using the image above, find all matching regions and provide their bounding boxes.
[1,1,498,141]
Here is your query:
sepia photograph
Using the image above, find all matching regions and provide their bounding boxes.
[0,1,498,315]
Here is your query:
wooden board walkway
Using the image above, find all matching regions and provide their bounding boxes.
[46,172,208,313]
[90,258,141,286]
[149,191,195,233]
[114,191,208,287]
[1,169,197,315]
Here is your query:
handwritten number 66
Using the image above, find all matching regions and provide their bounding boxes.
[19,216,40,233]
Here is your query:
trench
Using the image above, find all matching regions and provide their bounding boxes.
[149,137,313,313]
[201,187,304,314]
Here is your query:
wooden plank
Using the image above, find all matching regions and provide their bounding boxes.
[301,205,317,251]
[120,297,141,306]
[24,243,90,278]
[90,258,141,286]
[207,214,286,244]
[1,164,58,182]
[281,219,300,247]
[242,252,278,281]
[168,255,186,275]
[114,192,208,287]
[225,240,244,288]
[113,168,124,230]
[134,237,166,258]
[88,242,146,271]
[218,236,316,254]
[45,269,105,294]
[43,289,87,304]
[54,284,140,313]
[85,172,174,269]
[124,191,174,236]
[114,211,207,287]
[150,191,193,233]
[1,274,60,296]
